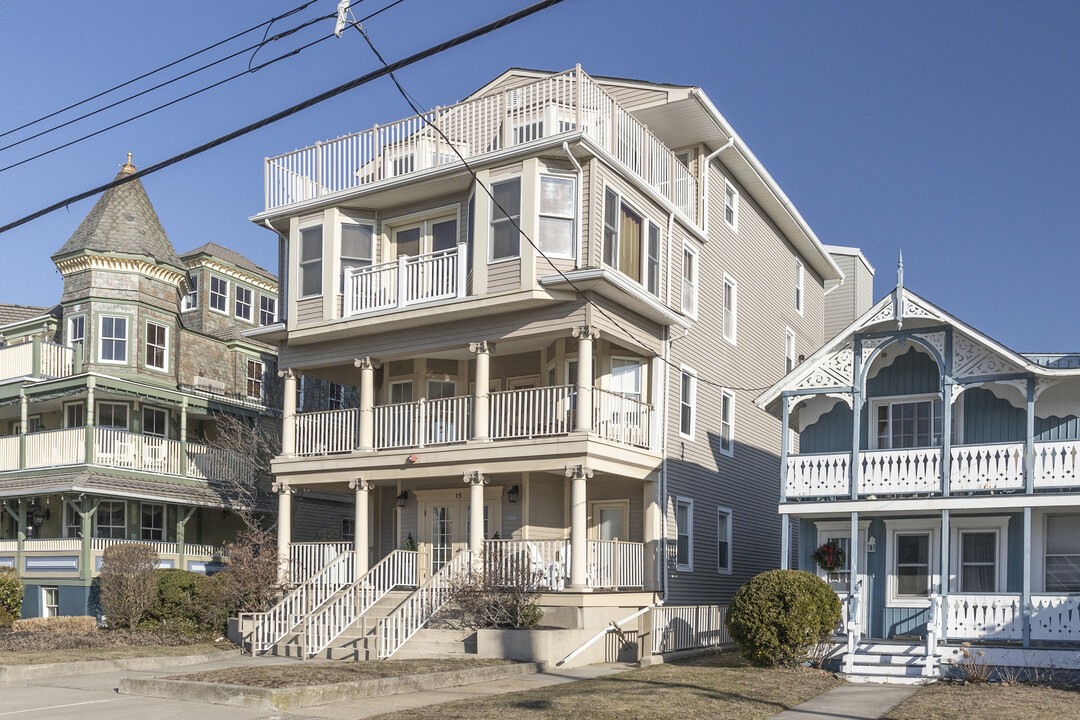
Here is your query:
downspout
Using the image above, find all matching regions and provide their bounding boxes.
[562,141,584,268]
[664,212,674,308]
[701,138,735,236]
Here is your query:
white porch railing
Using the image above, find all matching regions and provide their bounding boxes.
[950,443,1025,492]
[0,435,17,471]
[0,341,33,380]
[651,605,731,654]
[40,342,74,378]
[1034,441,1080,489]
[344,244,468,318]
[89,538,227,557]
[786,453,850,498]
[304,549,419,657]
[290,542,353,585]
[484,539,569,591]
[25,427,86,467]
[377,549,472,659]
[1030,594,1080,642]
[295,408,360,456]
[372,396,471,450]
[490,385,574,440]
[860,448,942,494]
[265,68,698,222]
[17,538,83,552]
[592,388,651,448]
[588,540,644,589]
[93,428,183,476]
[945,593,1023,640]
[186,442,253,484]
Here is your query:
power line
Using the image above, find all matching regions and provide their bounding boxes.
[0,0,570,236]
[352,23,774,395]
[0,0,321,141]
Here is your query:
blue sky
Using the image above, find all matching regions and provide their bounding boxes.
[0,0,1077,352]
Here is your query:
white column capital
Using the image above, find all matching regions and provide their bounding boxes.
[353,357,381,370]
[463,470,489,487]
[272,481,294,495]
[349,478,373,492]
[564,464,594,481]
[469,341,496,355]
[572,325,599,341]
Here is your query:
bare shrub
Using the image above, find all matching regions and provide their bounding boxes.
[12,616,97,633]
[215,527,283,615]
[947,642,993,683]
[99,543,159,629]
[205,412,279,534]
[451,548,544,629]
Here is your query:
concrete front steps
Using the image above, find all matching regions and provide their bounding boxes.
[842,642,939,685]
[264,589,413,661]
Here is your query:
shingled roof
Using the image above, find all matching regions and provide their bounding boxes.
[180,241,277,283]
[0,303,53,327]
[51,155,185,271]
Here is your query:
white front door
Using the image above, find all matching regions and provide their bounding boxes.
[816,526,869,635]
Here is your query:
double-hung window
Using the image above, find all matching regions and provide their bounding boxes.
[299,225,323,297]
[785,328,797,373]
[723,180,738,230]
[94,500,127,539]
[490,178,521,261]
[340,222,374,291]
[97,402,128,430]
[1045,515,1080,592]
[99,316,128,364]
[259,295,277,325]
[679,368,696,439]
[717,508,732,573]
[142,407,167,438]
[235,286,252,321]
[42,587,59,618]
[895,533,931,597]
[646,222,661,296]
[959,531,997,593]
[795,259,804,314]
[328,382,344,410]
[64,403,84,428]
[682,244,698,317]
[604,188,642,283]
[246,359,264,401]
[141,503,165,542]
[67,316,85,351]
[64,504,82,538]
[182,275,198,311]
[209,276,228,313]
[873,395,957,449]
[539,176,575,257]
[145,322,167,371]
[675,498,693,571]
[722,275,737,342]
[720,389,735,456]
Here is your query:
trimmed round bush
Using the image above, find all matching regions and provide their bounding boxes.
[0,567,23,624]
[725,569,841,667]
[144,569,206,634]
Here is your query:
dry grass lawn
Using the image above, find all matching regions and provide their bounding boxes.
[0,643,230,666]
[172,658,514,688]
[884,682,1080,720]
[371,652,842,720]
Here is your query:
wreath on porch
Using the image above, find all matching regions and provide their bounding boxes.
[812,539,846,572]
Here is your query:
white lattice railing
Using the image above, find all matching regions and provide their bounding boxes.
[1034,441,1080,489]
[295,408,360,456]
[305,549,419,657]
[1030,594,1080,642]
[592,388,652,448]
[944,594,1023,640]
[0,341,33,380]
[651,605,731,654]
[24,427,85,467]
[372,396,471,450]
[265,68,697,222]
[290,542,353,585]
[786,452,850,498]
[484,539,568,591]
[489,386,574,440]
[950,443,1025,492]
[377,550,472,659]
[588,540,644,589]
[860,448,942,494]
[344,245,467,317]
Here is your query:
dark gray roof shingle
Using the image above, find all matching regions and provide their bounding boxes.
[180,242,277,283]
[0,304,52,327]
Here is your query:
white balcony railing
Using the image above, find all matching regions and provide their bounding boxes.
[265,68,698,222]
[592,388,651,448]
[0,435,17,471]
[588,539,644,589]
[372,396,472,451]
[343,244,467,318]
[290,542,353,585]
[945,593,1023,640]
[0,537,227,558]
[489,385,575,440]
[0,340,76,382]
[860,447,942,495]
[0,341,33,380]
[25,427,86,467]
[94,427,183,476]
[1034,441,1080,488]
[295,408,360,455]
[483,539,569,591]
[786,452,850,498]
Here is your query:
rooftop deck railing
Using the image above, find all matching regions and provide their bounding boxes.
[0,339,76,382]
[265,68,698,222]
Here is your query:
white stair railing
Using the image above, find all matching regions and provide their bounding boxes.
[925,594,942,677]
[376,549,472,659]
[290,542,352,584]
[305,550,419,657]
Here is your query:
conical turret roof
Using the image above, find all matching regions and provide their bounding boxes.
[51,154,185,271]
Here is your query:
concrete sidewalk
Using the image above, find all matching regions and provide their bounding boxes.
[768,683,919,720]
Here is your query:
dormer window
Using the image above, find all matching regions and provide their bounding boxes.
[209,276,228,313]
[182,275,198,311]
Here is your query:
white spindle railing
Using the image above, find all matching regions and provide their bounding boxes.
[344,245,467,317]
[859,448,942,495]
[1034,441,1080,488]
[651,605,731,654]
[377,550,472,659]
[1030,594,1080,642]
[944,594,1023,640]
[345,258,397,314]
[0,435,17,471]
[925,595,941,676]
[186,442,252,484]
[950,443,1025,492]
[89,538,227,558]
[265,68,697,222]
[372,396,470,450]
[0,342,33,380]
[305,549,419,657]
[786,453,850,498]
[592,388,651,448]
[290,542,353,585]
[483,539,569,591]
[24,427,85,467]
[587,540,644,589]
[21,538,83,552]
[489,386,574,440]
[40,342,74,377]
[295,408,361,456]
[93,428,182,476]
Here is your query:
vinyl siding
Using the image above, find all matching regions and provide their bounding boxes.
[487,259,521,293]
[596,83,669,110]
[296,297,322,325]
[527,473,566,539]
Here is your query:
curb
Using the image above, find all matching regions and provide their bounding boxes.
[0,648,240,682]
[119,661,546,710]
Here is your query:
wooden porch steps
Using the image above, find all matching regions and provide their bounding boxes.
[842,642,938,685]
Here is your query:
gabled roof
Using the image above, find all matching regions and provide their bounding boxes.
[0,303,53,327]
[180,241,277,284]
[755,286,1080,417]
[51,157,185,271]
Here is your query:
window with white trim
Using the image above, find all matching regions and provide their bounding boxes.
[94,500,126,539]
[872,394,959,449]
[603,188,650,286]
[675,498,693,571]
[720,389,735,456]
[299,225,323,297]
[646,221,661,296]
[145,322,167,371]
[235,286,252,321]
[99,316,127,364]
[141,503,165,542]
[785,328,797,373]
[142,407,167,438]
[259,295,277,325]
[679,368,696,439]
[884,517,942,605]
[341,517,355,541]
[67,315,85,351]
[682,244,698,317]
[64,403,84,429]
[64,504,82,538]
[209,276,228,313]
[340,221,374,291]
[722,275,737,342]
[1045,515,1080,592]
[795,259,804,314]
[328,382,344,411]
[246,359,264,400]
[895,532,931,598]
[42,587,59,618]
[959,530,997,593]
[182,275,198,311]
[723,180,738,230]
[717,508,732,573]
[539,175,575,257]
[490,177,521,261]
[96,402,128,429]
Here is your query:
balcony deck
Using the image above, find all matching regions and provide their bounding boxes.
[0,339,75,383]
[263,68,697,221]
[785,440,1080,499]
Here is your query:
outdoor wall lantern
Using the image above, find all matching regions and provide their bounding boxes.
[396,491,409,508]
[507,485,520,503]
[866,536,877,553]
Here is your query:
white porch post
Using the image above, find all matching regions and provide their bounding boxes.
[469,342,494,441]
[354,358,376,451]
[566,464,593,591]
[280,369,298,456]
[643,476,660,591]
[351,479,372,576]
[781,516,791,570]
[572,326,598,433]
[846,510,860,672]
[940,508,949,645]
[1023,506,1032,647]
[274,482,293,584]
[465,471,487,559]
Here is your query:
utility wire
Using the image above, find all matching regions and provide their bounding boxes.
[0,0,569,236]
[0,0,321,141]
[352,22,773,394]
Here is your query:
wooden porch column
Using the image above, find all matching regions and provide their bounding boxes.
[781,516,791,571]
[464,471,487,557]
[940,508,949,645]
[1025,377,1036,494]
[850,338,863,500]
[350,479,372,576]
[280,369,298,457]
[643,477,660,591]
[1022,506,1032,647]
[273,482,294,584]
[355,358,377,451]
[18,393,27,469]
[566,465,593,591]
[572,327,598,433]
[848,511,860,651]
[177,506,196,572]
[179,400,188,478]
[85,381,95,463]
[469,342,494,442]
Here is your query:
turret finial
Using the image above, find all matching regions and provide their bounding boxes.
[119,153,136,176]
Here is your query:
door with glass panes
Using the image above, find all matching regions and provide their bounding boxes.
[417,489,502,580]
[815,525,869,635]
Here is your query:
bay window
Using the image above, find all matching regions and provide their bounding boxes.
[299,225,323,297]
[490,178,521,260]
[538,175,575,257]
